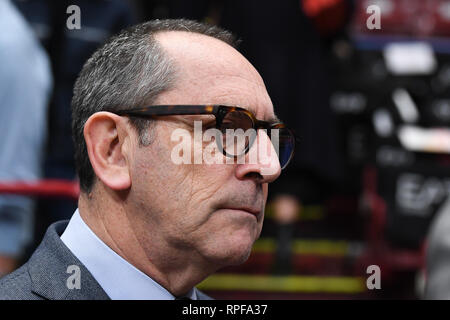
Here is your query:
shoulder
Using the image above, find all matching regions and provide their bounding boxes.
[0,221,69,300]
[0,264,42,300]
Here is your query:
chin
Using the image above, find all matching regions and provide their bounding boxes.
[206,233,257,267]
[199,216,262,268]
[227,245,253,266]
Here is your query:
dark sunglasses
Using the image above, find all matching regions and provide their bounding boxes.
[111,105,296,169]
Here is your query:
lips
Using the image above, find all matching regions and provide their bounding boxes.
[215,192,264,219]
[222,207,261,217]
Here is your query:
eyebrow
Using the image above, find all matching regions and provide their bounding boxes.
[241,106,281,124]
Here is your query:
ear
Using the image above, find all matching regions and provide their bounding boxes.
[84,112,132,191]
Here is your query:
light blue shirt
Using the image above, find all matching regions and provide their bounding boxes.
[0,0,52,255]
[61,209,198,300]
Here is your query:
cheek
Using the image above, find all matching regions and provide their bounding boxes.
[131,142,220,219]
[191,163,232,192]
[130,140,187,213]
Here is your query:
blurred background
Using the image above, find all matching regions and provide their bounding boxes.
[2,0,450,299]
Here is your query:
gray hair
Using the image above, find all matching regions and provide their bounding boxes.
[71,19,237,193]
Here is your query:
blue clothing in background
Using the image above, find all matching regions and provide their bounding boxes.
[0,0,52,256]
[13,0,136,222]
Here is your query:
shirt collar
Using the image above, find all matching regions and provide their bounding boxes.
[60,209,197,300]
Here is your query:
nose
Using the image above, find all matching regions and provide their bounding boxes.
[235,129,282,183]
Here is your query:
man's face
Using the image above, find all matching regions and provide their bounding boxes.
[126,32,281,269]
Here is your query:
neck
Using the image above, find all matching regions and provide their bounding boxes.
[78,186,215,296]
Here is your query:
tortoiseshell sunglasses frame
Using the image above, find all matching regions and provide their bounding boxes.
[111,105,295,169]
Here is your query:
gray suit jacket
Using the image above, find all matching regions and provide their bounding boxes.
[0,221,212,300]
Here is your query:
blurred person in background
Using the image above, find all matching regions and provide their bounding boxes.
[12,0,136,237]
[425,198,450,299]
[0,0,52,276]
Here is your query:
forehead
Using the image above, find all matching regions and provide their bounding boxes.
[154,31,275,120]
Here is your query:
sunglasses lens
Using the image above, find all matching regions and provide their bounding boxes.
[217,110,295,168]
[221,111,255,156]
[221,110,254,132]
[277,128,295,169]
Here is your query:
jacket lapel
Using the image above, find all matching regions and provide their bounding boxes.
[27,221,110,300]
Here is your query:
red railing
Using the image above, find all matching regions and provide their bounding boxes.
[0,180,79,201]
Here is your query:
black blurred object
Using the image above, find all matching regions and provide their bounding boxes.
[272,223,295,275]
[329,46,387,193]
[376,154,450,248]
[215,0,350,203]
